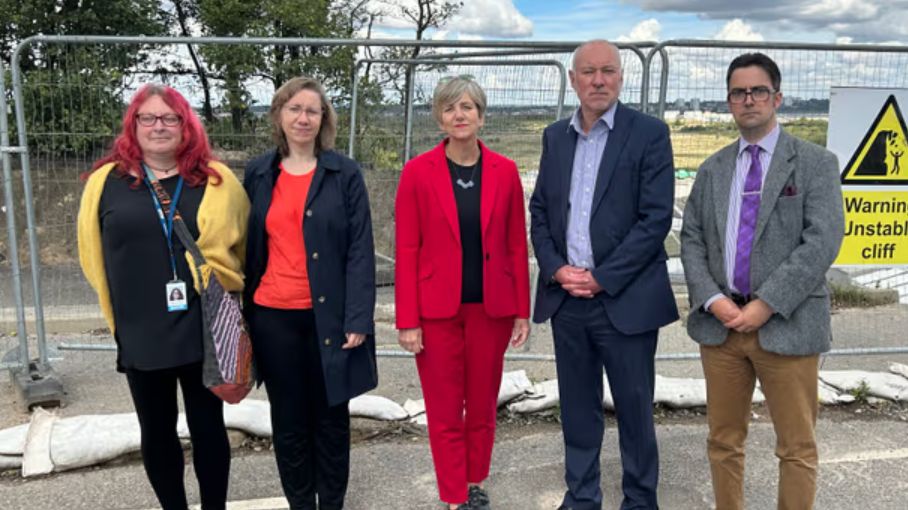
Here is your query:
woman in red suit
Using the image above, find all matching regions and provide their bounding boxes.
[395,76,530,510]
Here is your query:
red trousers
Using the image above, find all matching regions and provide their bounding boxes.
[416,303,513,504]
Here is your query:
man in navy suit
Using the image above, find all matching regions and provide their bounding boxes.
[530,40,678,510]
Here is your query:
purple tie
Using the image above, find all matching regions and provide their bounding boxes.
[733,144,763,297]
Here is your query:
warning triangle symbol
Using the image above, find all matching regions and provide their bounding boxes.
[841,95,908,184]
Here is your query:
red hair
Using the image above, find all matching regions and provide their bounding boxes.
[88,84,221,187]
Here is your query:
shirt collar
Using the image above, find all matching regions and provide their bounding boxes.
[569,102,617,136]
[737,122,781,158]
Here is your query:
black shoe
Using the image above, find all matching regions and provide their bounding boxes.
[468,486,491,510]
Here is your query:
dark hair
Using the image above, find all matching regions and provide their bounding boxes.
[726,52,781,92]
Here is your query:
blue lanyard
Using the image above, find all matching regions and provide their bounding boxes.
[141,163,184,280]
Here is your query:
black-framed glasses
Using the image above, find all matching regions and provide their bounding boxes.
[727,87,776,104]
[136,113,183,127]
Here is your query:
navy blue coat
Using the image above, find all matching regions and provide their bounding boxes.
[529,103,679,334]
[243,148,377,406]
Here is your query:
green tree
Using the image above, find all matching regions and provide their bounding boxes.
[0,0,166,154]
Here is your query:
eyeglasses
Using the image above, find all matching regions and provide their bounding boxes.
[727,87,776,104]
[283,105,323,118]
[136,113,182,127]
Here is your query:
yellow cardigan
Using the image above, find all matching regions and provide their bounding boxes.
[77,161,250,334]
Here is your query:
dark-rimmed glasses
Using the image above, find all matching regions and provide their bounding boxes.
[136,113,183,127]
[727,87,776,104]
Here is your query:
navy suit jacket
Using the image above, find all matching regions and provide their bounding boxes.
[243,148,377,406]
[529,102,679,334]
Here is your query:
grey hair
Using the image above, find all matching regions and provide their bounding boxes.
[571,39,623,71]
[431,76,487,124]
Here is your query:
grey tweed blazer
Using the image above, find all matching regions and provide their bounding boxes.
[680,129,845,355]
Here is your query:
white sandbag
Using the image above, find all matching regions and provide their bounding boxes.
[49,413,142,472]
[223,399,273,437]
[752,386,766,405]
[602,375,614,410]
[0,454,21,470]
[819,380,854,405]
[403,399,425,418]
[0,423,29,455]
[654,375,707,408]
[21,408,56,477]
[350,395,409,421]
[508,379,560,414]
[890,363,908,380]
[820,370,908,401]
[403,399,428,425]
[498,370,532,406]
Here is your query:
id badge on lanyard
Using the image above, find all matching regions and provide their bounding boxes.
[142,163,188,312]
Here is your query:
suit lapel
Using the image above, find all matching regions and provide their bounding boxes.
[591,103,630,215]
[712,143,738,251]
[427,141,462,246]
[557,125,578,226]
[753,130,797,244]
[478,141,498,238]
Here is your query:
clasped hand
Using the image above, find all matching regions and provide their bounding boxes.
[710,297,773,333]
[554,265,602,298]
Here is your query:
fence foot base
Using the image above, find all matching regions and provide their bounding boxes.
[9,361,64,411]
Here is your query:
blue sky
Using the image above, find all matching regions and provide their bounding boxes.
[371,1,908,45]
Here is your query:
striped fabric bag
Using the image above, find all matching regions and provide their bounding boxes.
[147,175,253,404]
[173,217,253,404]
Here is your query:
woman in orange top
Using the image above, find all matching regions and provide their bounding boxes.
[243,77,377,510]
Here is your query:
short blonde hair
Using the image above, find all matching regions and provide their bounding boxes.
[431,76,487,124]
[269,76,337,156]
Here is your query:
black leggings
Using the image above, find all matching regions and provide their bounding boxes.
[126,362,230,510]
[251,305,351,510]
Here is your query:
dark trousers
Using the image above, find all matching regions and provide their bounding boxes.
[551,297,660,510]
[125,362,230,510]
[251,305,351,510]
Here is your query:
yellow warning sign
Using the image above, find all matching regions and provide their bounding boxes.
[840,95,908,184]
[835,190,908,265]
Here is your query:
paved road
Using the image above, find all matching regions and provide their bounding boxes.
[2,416,906,509]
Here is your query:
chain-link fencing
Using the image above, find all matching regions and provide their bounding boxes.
[1,36,907,400]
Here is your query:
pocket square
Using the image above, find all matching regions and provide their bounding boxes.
[781,184,798,197]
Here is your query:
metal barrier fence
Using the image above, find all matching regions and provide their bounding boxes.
[2,36,908,407]
[641,39,908,308]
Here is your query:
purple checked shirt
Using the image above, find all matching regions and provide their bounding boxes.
[705,122,780,311]
[566,104,616,269]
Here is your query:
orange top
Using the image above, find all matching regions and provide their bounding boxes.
[253,165,315,309]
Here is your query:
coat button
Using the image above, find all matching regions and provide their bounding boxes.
[485,253,490,261]
[324,338,331,346]
[312,252,319,260]
[306,209,313,217]
[318,296,325,303]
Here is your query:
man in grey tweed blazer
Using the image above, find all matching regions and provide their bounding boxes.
[680,53,844,510]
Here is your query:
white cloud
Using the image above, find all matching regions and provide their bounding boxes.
[616,18,662,42]
[370,0,532,38]
[452,0,533,37]
[625,0,908,42]
[713,19,764,41]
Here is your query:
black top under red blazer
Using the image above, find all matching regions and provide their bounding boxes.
[395,139,530,329]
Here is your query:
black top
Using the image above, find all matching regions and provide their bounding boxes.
[447,155,483,303]
[99,171,206,371]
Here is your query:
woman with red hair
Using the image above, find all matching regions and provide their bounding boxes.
[77,84,249,510]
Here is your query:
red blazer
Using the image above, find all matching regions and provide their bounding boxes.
[395,140,530,329]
